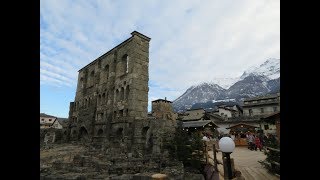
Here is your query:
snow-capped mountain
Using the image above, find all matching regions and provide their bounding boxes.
[208,77,240,89]
[226,74,276,100]
[240,58,280,80]
[172,58,280,112]
[173,82,227,112]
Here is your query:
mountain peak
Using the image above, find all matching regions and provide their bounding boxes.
[240,58,280,80]
[172,58,280,112]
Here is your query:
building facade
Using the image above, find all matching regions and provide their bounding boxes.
[40,113,57,129]
[66,31,175,155]
[242,93,280,117]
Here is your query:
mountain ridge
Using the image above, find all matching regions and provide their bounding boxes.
[172,58,280,112]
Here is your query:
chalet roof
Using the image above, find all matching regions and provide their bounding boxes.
[181,111,205,121]
[262,111,280,119]
[262,111,280,123]
[182,120,219,128]
[244,93,280,102]
[206,113,225,121]
[40,113,57,118]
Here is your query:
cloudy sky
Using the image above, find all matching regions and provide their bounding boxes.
[40,0,280,118]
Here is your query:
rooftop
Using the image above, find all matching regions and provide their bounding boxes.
[40,113,57,118]
[244,93,280,102]
[182,120,219,128]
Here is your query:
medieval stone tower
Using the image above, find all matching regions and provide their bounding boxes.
[68,31,150,144]
[151,98,175,120]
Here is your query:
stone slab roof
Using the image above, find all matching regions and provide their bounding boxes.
[40,113,56,118]
[182,120,219,128]
[244,93,280,102]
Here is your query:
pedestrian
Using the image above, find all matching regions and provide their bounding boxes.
[255,135,262,151]
[247,133,254,150]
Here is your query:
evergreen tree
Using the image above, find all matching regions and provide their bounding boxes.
[164,122,205,172]
[259,134,280,175]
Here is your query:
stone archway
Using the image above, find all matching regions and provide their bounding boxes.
[97,129,103,136]
[79,126,89,142]
[116,128,123,138]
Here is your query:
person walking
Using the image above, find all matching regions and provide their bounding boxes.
[247,133,254,150]
[255,135,262,151]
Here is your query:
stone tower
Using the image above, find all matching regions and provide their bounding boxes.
[67,31,151,144]
[151,98,176,121]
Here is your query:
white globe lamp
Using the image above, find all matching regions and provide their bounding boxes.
[219,136,235,179]
[219,137,235,153]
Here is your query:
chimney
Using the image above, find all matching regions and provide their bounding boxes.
[165,97,167,101]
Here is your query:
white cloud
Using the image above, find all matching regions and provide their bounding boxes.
[41,0,280,100]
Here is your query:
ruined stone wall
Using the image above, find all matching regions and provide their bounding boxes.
[67,31,151,144]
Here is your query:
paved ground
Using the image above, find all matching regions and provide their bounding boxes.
[208,147,280,180]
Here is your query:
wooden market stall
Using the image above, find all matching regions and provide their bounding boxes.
[226,123,259,146]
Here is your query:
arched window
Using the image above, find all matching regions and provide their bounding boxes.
[116,128,123,139]
[97,95,101,106]
[90,71,95,86]
[142,127,149,138]
[97,129,103,136]
[80,78,84,88]
[126,85,130,100]
[114,111,117,119]
[121,54,129,75]
[105,65,109,80]
[102,93,105,104]
[116,89,119,101]
[120,87,124,101]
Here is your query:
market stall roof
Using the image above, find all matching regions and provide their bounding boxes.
[226,123,259,129]
[261,111,280,124]
[182,120,219,128]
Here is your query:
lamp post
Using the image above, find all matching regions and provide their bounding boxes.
[219,137,235,180]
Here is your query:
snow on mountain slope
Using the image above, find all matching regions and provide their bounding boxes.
[208,77,240,89]
[172,58,280,112]
[240,58,280,80]
[172,82,227,112]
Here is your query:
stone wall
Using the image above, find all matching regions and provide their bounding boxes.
[66,32,151,144]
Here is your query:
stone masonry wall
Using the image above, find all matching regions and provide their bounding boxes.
[67,31,151,147]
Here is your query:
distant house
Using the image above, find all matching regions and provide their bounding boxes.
[179,108,206,121]
[213,104,243,119]
[40,113,65,129]
[242,93,280,117]
[181,120,219,137]
[40,113,57,129]
[262,111,280,142]
[176,108,220,138]
[212,116,261,135]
